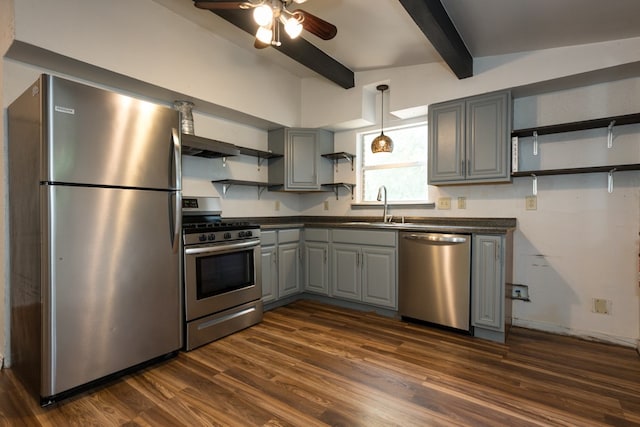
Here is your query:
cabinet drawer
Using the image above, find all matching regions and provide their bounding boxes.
[305,228,329,242]
[331,229,396,247]
[279,228,301,243]
[261,230,277,246]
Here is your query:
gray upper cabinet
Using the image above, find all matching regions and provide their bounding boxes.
[429,91,511,185]
[268,128,333,191]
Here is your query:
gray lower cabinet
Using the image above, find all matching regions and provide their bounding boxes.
[429,91,511,185]
[268,128,333,191]
[278,240,302,298]
[331,244,361,300]
[304,229,330,295]
[472,233,512,342]
[261,243,278,304]
[260,228,302,304]
[330,229,397,309]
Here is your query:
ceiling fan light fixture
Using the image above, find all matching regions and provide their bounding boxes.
[256,25,273,44]
[253,4,273,26]
[284,16,303,38]
[371,84,394,153]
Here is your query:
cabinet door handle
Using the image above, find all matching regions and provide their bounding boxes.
[324,248,327,264]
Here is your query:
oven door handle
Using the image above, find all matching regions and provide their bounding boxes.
[184,239,260,255]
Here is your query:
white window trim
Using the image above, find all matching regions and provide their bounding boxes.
[354,121,432,205]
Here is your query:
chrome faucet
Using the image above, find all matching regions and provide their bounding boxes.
[376,185,391,223]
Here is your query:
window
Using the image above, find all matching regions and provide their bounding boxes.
[358,123,428,203]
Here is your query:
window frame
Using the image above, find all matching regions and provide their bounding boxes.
[356,121,432,205]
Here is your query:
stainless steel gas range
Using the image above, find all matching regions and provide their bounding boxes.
[182,196,263,350]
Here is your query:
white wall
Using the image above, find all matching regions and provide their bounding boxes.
[2,0,640,367]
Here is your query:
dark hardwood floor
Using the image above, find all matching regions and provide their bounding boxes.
[2,300,640,426]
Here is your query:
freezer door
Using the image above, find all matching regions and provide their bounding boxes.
[43,185,181,397]
[46,76,180,190]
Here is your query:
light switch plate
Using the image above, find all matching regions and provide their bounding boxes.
[525,196,537,210]
[457,197,467,209]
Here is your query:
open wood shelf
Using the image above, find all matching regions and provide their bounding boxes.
[236,146,283,170]
[511,112,640,138]
[321,182,356,200]
[512,163,640,177]
[322,152,356,171]
[236,147,282,159]
[211,179,270,199]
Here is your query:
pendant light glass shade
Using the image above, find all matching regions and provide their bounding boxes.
[371,84,394,153]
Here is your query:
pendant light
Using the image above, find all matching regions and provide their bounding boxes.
[371,84,394,153]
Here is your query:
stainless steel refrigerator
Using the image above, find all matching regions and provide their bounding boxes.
[8,75,182,405]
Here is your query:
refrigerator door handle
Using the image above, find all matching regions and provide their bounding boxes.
[171,128,181,253]
[172,128,181,190]
[171,192,181,253]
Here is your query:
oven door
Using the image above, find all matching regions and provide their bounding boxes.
[184,239,261,321]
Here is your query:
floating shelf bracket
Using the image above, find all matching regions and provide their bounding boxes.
[322,183,355,200]
[334,183,355,200]
[531,174,537,196]
[221,181,231,196]
[321,152,356,172]
[212,179,269,199]
[608,168,616,193]
[607,120,616,149]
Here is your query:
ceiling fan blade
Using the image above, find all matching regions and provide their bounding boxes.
[194,1,246,10]
[295,10,337,40]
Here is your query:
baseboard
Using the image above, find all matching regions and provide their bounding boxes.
[513,317,637,348]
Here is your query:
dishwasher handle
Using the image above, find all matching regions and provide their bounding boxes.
[402,233,468,244]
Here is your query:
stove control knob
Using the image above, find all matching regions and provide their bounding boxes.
[224,232,232,239]
[208,234,215,241]
[245,230,253,237]
[199,234,207,242]
[238,231,245,238]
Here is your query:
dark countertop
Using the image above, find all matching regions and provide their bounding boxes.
[227,216,517,234]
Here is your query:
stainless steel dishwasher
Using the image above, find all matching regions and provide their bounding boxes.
[398,232,471,332]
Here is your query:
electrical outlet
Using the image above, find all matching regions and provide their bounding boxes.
[274,200,280,211]
[437,197,451,210]
[323,200,329,211]
[511,284,530,300]
[457,197,467,209]
[592,298,611,314]
[525,195,537,210]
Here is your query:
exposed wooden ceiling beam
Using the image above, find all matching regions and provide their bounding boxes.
[398,0,473,79]
[208,8,355,89]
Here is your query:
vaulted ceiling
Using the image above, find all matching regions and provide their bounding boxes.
[160,0,640,89]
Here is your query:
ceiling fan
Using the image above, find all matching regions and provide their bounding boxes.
[194,0,337,48]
